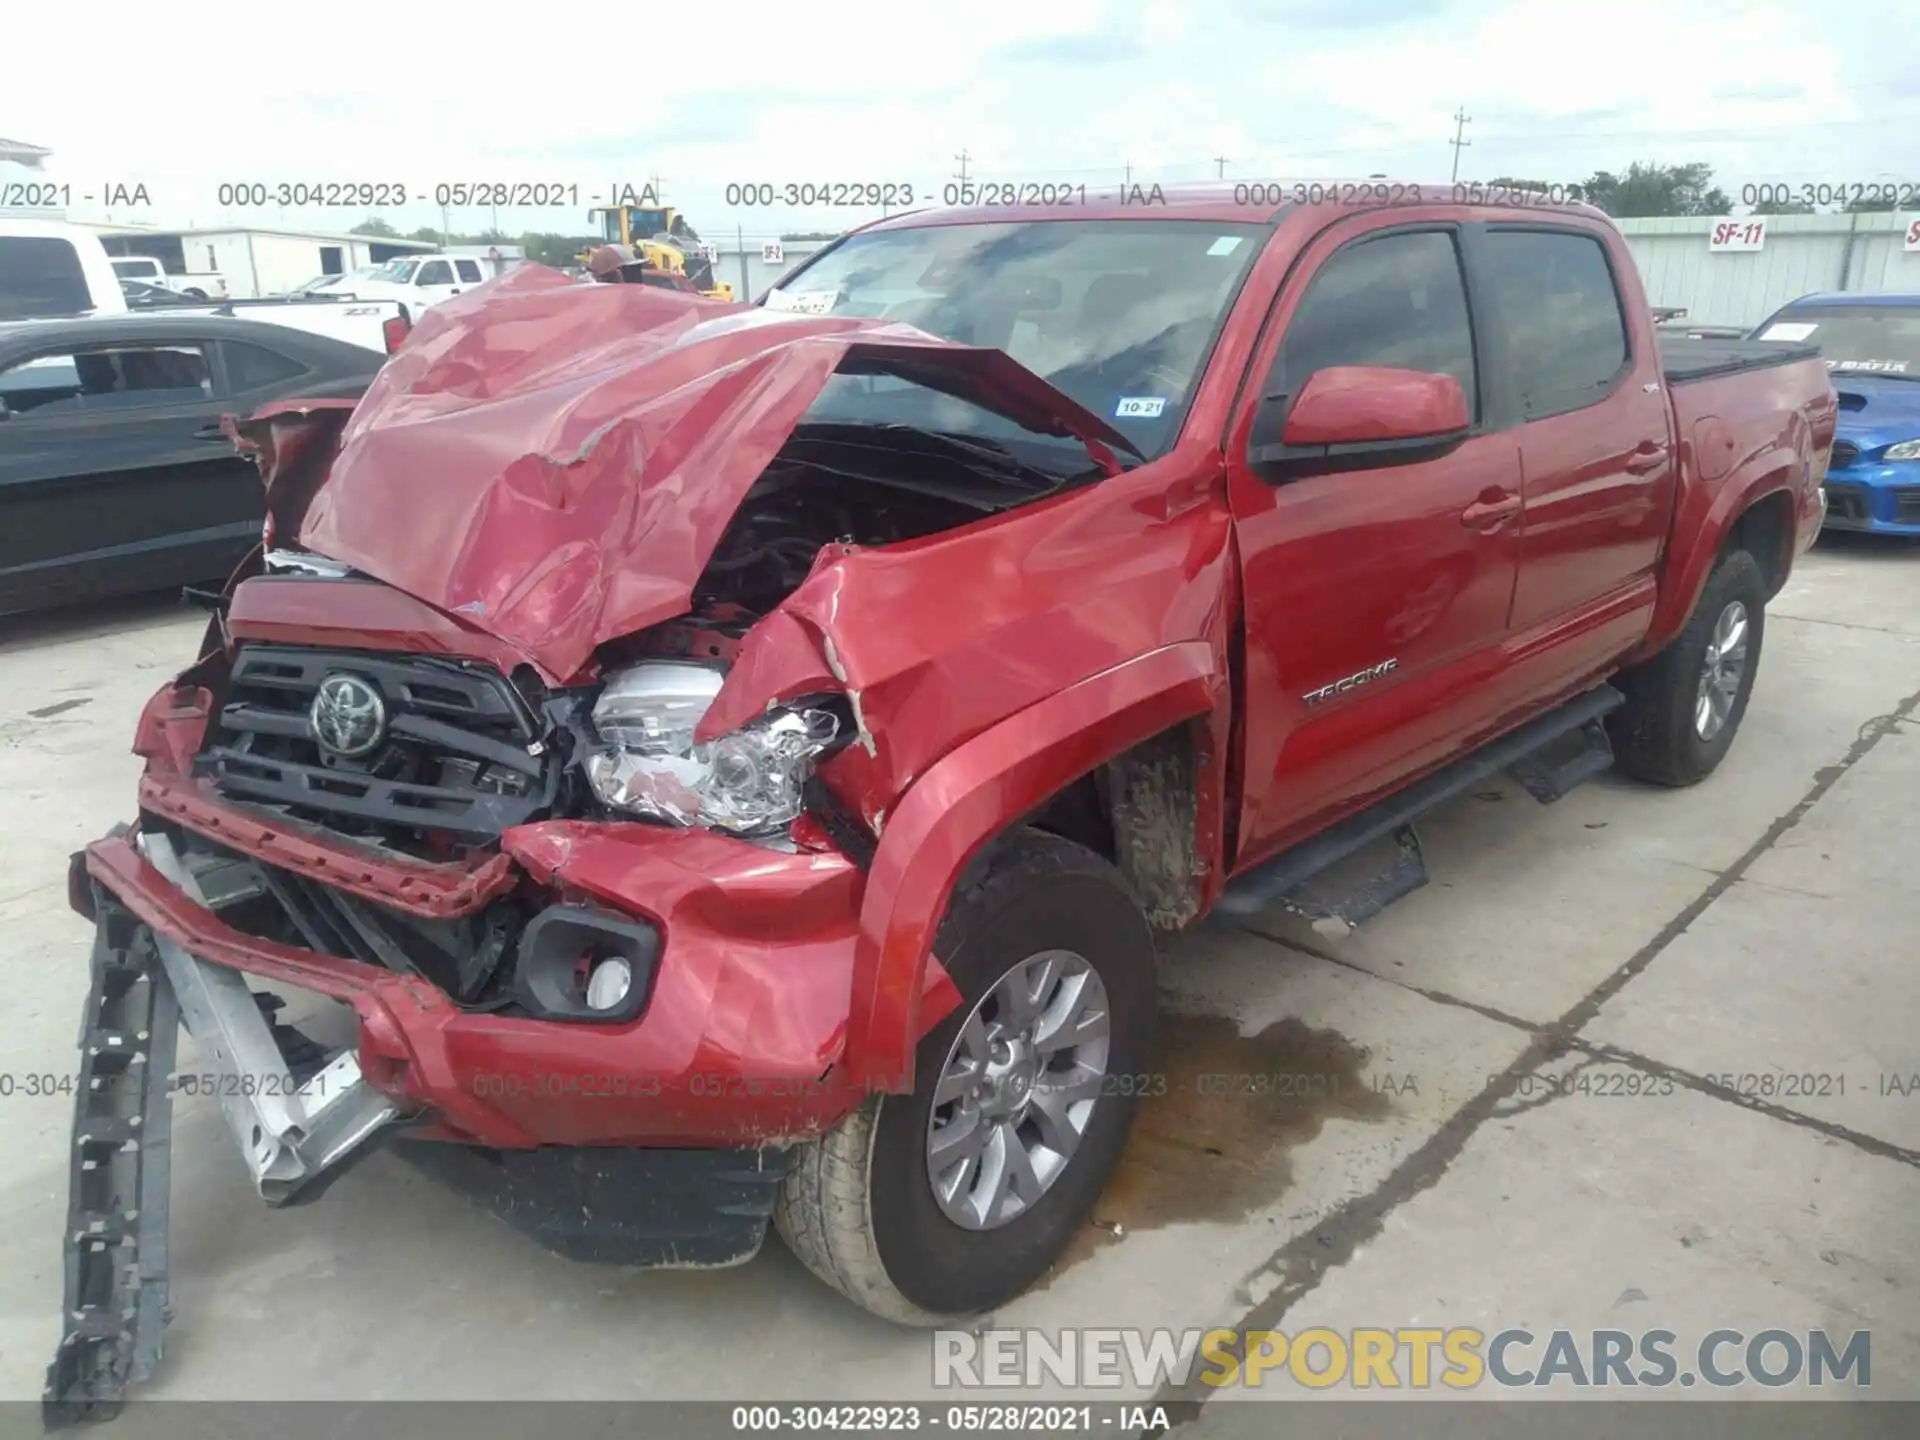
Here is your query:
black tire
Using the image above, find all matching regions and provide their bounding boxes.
[1608,548,1766,787]
[773,828,1157,1324]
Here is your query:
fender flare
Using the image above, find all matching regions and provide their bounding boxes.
[1637,460,1804,661]
[841,640,1221,1090]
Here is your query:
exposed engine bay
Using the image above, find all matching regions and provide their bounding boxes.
[686,423,1085,620]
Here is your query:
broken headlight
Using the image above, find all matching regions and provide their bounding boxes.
[582,661,842,837]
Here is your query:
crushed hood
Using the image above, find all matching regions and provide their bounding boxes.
[288,264,1139,680]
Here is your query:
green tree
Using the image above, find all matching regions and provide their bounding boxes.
[1578,162,1732,217]
[407,226,443,243]
[1486,176,1587,201]
[1749,198,1815,215]
[1844,194,1899,213]
[349,217,400,237]
[780,231,842,241]
[520,232,605,266]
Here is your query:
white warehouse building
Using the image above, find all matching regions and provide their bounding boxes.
[90,226,437,299]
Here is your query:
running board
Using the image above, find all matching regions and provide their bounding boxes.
[1216,684,1625,925]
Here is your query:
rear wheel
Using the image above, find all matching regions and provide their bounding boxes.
[1608,548,1766,787]
[774,828,1156,1324]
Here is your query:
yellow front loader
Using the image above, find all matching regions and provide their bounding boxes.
[579,204,735,301]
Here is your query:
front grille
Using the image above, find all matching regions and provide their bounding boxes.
[1896,487,1920,524]
[197,645,558,854]
[1829,440,1858,469]
[1825,482,1869,523]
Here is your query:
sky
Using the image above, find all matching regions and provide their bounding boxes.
[5,0,1917,241]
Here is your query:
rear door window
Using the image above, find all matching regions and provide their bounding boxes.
[417,260,454,286]
[1479,230,1630,419]
[0,343,214,416]
[222,341,307,391]
[454,259,482,283]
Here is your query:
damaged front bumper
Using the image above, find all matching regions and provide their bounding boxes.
[43,771,912,1422]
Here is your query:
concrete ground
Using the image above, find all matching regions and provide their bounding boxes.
[0,535,1915,1423]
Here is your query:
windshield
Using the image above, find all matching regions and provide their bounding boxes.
[366,259,419,283]
[761,219,1267,461]
[1754,306,1920,377]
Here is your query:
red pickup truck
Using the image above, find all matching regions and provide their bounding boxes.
[46,187,1836,1418]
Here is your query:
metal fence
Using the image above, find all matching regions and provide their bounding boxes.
[1617,212,1920,329]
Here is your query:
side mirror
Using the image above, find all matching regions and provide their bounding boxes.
[1250,365,1471,481]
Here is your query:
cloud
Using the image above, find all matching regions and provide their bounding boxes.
[991,32,1147,64]
[4,0,1914,236]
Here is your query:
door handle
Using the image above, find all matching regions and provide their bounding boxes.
[1624,444,1670,476]
[192,423,229,441]
[1460,488,1522,531]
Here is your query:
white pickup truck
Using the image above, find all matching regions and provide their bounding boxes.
[323,252,489,315]
[2,218,410,356]
[107,254,229,300]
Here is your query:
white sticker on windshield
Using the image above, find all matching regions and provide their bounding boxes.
[764,288,838,315]
[1759,321,1818,341]
[1830,359,1909,373]
[1116,396,1167,418]
[1206,236,1244,256]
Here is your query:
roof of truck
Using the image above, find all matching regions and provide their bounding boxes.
[858,180,1608,233]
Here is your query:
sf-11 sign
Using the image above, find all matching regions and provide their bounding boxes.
[1709,219,1766,252]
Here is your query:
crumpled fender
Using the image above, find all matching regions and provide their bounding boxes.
[224,398,359,547]
[841,639,1224,1090]
[688,453,1237,1089]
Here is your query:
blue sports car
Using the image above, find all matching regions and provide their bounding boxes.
[1750,292,1920,536]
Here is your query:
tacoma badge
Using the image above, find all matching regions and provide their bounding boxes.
[1302,659,1399,707]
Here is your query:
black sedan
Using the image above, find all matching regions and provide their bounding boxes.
[0,313,382,617]
[119,279,204,310]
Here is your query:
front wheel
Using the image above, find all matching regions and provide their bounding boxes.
[774,829,1157,1324]
[1608,548,1766,787]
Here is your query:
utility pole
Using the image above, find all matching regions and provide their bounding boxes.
[1123,158,1133,187]
[1448,107,1472,182]
[1213,155,1229,179]
[952,149,972,183]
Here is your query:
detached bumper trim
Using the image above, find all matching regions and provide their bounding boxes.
[140,832,404,1205]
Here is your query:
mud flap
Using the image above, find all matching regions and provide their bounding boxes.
[43,900,180,1429]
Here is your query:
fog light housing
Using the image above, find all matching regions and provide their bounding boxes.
[512,906,659,1024]
[585,957,634,1011]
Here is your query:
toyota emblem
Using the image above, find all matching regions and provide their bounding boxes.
[310,674,387,758]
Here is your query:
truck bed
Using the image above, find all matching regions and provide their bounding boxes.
[1659,335,1818,385]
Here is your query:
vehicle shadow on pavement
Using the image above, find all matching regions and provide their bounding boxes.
[0,588,199,655]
